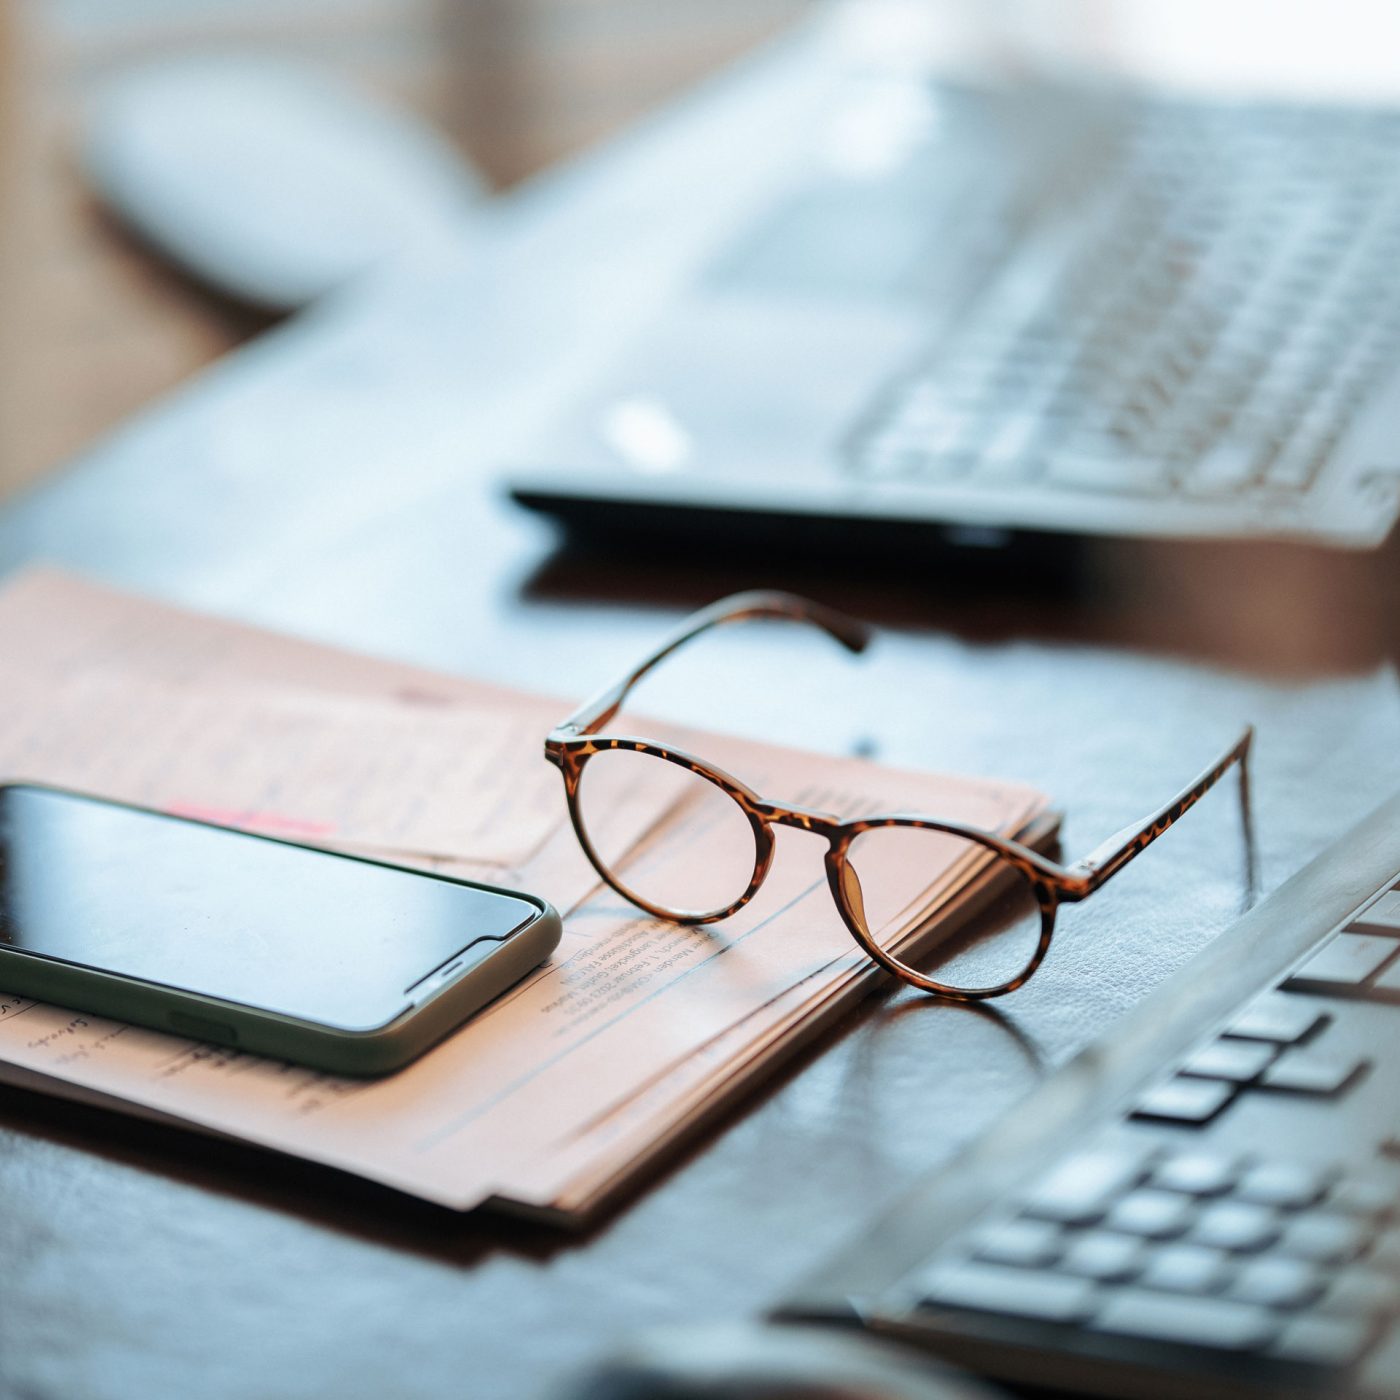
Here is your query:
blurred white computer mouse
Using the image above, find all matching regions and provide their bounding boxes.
[83,55,487,311]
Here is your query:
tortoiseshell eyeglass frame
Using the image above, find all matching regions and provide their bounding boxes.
[544,591,1255,1001]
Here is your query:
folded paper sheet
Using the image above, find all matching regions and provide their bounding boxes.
[0,571,1050,1219]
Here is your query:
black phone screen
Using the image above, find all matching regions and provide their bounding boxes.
[0,786,538,1030]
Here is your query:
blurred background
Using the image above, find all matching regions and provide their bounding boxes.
[0,0,807,501]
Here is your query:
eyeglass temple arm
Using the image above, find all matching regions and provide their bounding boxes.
[1065,726,1254,894]
[554,591,871,737]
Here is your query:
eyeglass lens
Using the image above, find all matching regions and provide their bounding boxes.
[575,747,757,918]
[842,825,1046,992]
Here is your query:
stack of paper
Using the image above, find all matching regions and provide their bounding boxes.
[0,571,1050,1221]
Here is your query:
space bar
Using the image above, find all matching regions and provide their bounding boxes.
[1044,453,1173,495]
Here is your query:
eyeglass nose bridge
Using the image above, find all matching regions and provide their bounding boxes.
[750,800,844,839]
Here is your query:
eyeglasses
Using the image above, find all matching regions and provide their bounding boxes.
[544,591,1254,1001]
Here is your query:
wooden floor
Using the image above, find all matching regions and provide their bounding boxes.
[0,0,803,501]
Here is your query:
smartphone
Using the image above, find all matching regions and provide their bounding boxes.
[0,784,561,1075]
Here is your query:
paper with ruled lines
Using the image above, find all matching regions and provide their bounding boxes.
[0,571,1047,1218]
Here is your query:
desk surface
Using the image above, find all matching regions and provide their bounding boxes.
[3,16,1400,1400]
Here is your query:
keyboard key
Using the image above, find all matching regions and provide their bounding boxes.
[1286,933,1398,988]
[1224,996,1328,1045]
[1153,1152,1239,1198]
[1274,1313,1375,1369]
[1280,1212,1370,1264]
[1046,452,1171,495]
[1022,1147,1151,1225]
[1264,445,1326,491]
[1092,1289,1277,1350]
[1139,1244,1233,1295]
[1107,1190,1196,1240]
[1236,1161,1334,1209]
[1058,1230,1146,1283]
[1327,1176,1398,1220]
[916,1260,1098,1324]
[1360,1322,1400,1392]
[1180,1039,1276,1083]
[1350,890,1400,935]
[1367,1229,1400,1274]
[1194,1201,1281,1253]
[1231,1255,1324,1309]
[1259,1051,1369,1097]
[1374,959,1400,998]
[970,1217,1063,1269]
[1320,1269,1400,1319]
[1188,440,1258,494]
[1133,1077,1235,1125]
